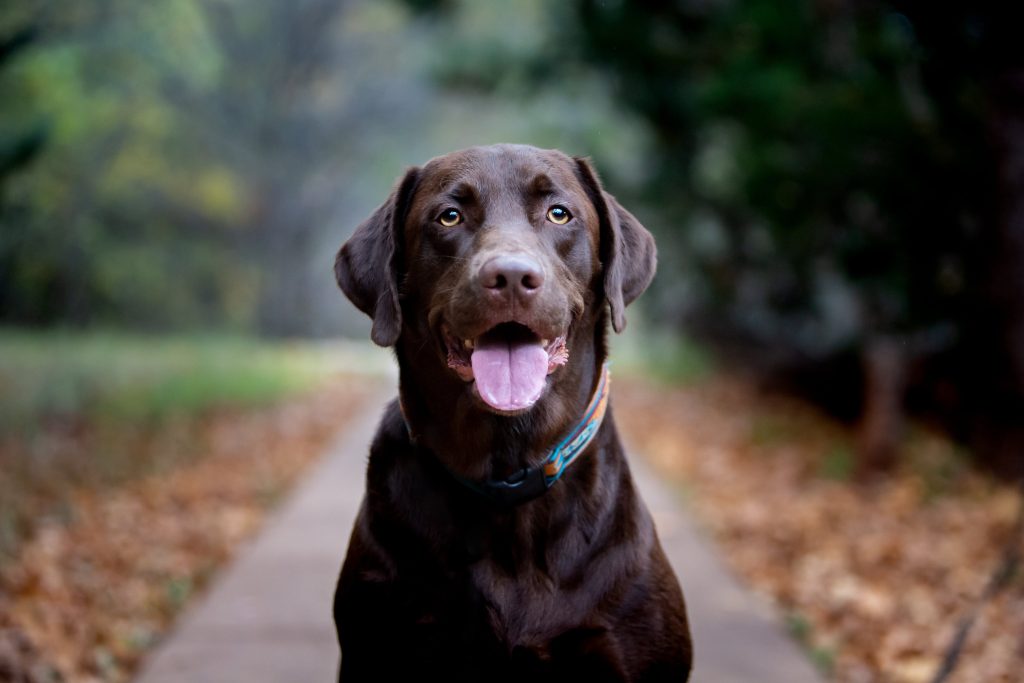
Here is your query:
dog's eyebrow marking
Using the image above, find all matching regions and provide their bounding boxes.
[527,173,556,196]
[445,182,479,205]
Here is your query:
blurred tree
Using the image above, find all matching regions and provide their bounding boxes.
[1,0,258,329]
[0,0,409,335]
[413,0,1022,475]
[0,23,46,183]
[176,0,350,335]
[0,6,47,322]
[899,2,1024,476]
[564,0,998,472]
[0,0,655,338]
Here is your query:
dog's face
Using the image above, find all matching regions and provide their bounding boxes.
[336,144,655,415]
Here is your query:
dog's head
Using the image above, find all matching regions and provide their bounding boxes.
[336,144,655,415]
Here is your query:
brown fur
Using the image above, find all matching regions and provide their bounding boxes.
[333,144,691,681]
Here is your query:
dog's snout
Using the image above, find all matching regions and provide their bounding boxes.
[478,254,544,300]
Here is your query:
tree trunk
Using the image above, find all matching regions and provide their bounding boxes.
[858,334,906,475]
[981,70,1024,479]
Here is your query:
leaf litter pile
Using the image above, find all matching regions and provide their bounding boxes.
[0,379,381,682]
[616,378,1023,683]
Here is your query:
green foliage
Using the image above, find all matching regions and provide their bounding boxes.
[409,0,993,353]
[809,645,837,677]
[613,322,715,386]
[819,445,856,481]
[0,0,380,334]
[164,575,194,610]
[784,610,813,643]
[0,328,327,435]
[0,0,253,329]
[903,431,972,501]
[785,610,836,675]
[408,0,1024,466]
[749,415,798,448]
[567,0,993,354]
[1,0,653,337]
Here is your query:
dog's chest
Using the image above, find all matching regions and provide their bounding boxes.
[452,521,606,650]
[468,559,557,644]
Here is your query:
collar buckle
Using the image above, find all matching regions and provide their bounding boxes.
[472,465,550,506]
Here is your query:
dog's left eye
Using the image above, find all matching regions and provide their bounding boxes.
[437,208,463,227]
[546,205,572,225]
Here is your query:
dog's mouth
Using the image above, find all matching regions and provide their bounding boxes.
[444,322,569,414]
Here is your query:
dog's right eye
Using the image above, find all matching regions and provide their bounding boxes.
[437,208,463,227]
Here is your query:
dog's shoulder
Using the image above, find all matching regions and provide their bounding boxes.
[362,397,462,535]
[368,398,409,454]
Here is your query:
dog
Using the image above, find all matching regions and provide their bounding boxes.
[332,144,691,682]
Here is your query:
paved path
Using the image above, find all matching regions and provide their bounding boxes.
[628,444,823,683]
[135,394,822,683]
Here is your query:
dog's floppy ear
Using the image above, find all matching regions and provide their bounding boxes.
[574,157,657,333]
[335,167,420,347]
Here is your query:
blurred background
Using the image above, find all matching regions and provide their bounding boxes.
[1,1,1021,681]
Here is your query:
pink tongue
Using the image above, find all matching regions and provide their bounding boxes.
[471,337,548,411]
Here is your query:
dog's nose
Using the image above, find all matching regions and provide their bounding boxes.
[478,254,544,300]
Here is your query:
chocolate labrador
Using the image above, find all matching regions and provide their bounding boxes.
[333,144,691,682]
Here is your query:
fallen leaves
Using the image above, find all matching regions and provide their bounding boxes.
[0,378,382,682]
[4,370,1019,682]
[616,377,1023,683]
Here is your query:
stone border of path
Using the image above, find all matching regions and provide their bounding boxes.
[135,394,822,683]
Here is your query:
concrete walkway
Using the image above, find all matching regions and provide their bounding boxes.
[135,394,822,683]
[629,445,823,683]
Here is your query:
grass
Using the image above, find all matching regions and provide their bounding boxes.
[0,328,387,434]
[750,414,799,447]
[785,611,837,677]
[819,445,856,481]
[0,327,391,561]
[611,321,715,385]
